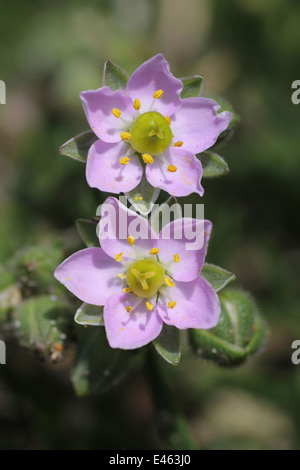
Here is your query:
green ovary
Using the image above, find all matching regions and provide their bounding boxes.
[129,111,172,156]
[126,259,165,298]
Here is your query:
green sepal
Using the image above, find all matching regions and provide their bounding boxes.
[189,289,266,367]
[153,324,182,366]
[74,303,104,326]
[201,263,235,292]
[180,75,204,98]
[206,94,239,146]
[102,60,128,91]
[59,130,98,163]
[126,174,160,215]
[76,218,99,248]
[198,151,229,178]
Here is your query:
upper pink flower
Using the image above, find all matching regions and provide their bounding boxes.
[80,54,231,197]
[54,197,221,350]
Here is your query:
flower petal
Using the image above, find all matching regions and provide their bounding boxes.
[157,276,221,329]
[126,54,183,116]
[104,293,163,349]
[157,219,212,282]
[171,97,231,154]
[54,248,122,306]
[146,147,203,197]
[98,196,157,262]
[80,86,134,143]
[86,140,143,194]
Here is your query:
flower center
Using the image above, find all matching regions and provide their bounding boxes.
[129,111,172,156]
[126,259,165,298]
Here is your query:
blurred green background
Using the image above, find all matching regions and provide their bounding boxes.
[0,0,300,450]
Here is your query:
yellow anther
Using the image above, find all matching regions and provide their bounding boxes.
[112,108,122,118]
[142,154,153,164]
[118,273,125,279]
[146,302,153,311]
[165,116,171,125]
[126,306,132,312]
[115,252,123,262]
[168,165,177,172]
[149,248,159,255]
[174,254,180,263]
[133,98,141,110]
[123,287,132,293]
[120,157,130,165]
[127,235,135,245]
[168,301,176,309]
[153,89,164,99]
[165,277,175,288]
[120,132,131,141]
[174,141,183,147]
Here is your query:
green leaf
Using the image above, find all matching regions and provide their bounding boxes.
[198,151,229,178]
[180,75,204,98]
[126,174,160,215]
[102,60,128,91]
[59,130,98,163]
[76,218,99,248]
[74,303,104,326]
[14,295,71,362]
[71,328,133,396]
[0,266,21,323]
[153,325,181,365]
[189,289,266,367]
[201,263,235,292]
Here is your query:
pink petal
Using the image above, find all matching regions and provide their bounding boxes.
[80,87,134,143]
[104,293,163,349]
[98,196,157,262]
[157,219,213,282]
[171,97,231,154]
[86,140,143,194]
[157,276,221,329]
[146,147,203,197]
[126,54,183,116]
[54,248,122,306]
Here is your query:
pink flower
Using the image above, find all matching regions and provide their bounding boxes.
[80,54,231,197]
[54,197,221,350]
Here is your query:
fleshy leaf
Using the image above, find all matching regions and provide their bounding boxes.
[14,295,71,362]
[102,60,128,91]
[201,263,235,292]
[76,218,99,248]
[189,289,266,367]
[59,130,98,163]
[153,324,181,366]
[71,328,134,396]
[180,75,204,98]
[74,302,104,326]
[125,174,160,215]
[198,151,229,178]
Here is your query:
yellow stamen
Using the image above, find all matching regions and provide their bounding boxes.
[174,254,180,263]
[120,132,131,141]
[149,247,159,255]
[120,157,130,165]
[118,273,125,279]
[115,252,123,262]
[165,115,171,125]
[123,287,132,293]
[142,153,153,164]
[146,302,153,311]
[165,277,175,288]
[133,98,141,110]
[174,141,183,147]
[112,108,122,118]
[153,89,164,99]
[127,235,135,245]
[168,301,176,309]
[168,165,177,172]
[126,306,132,312]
